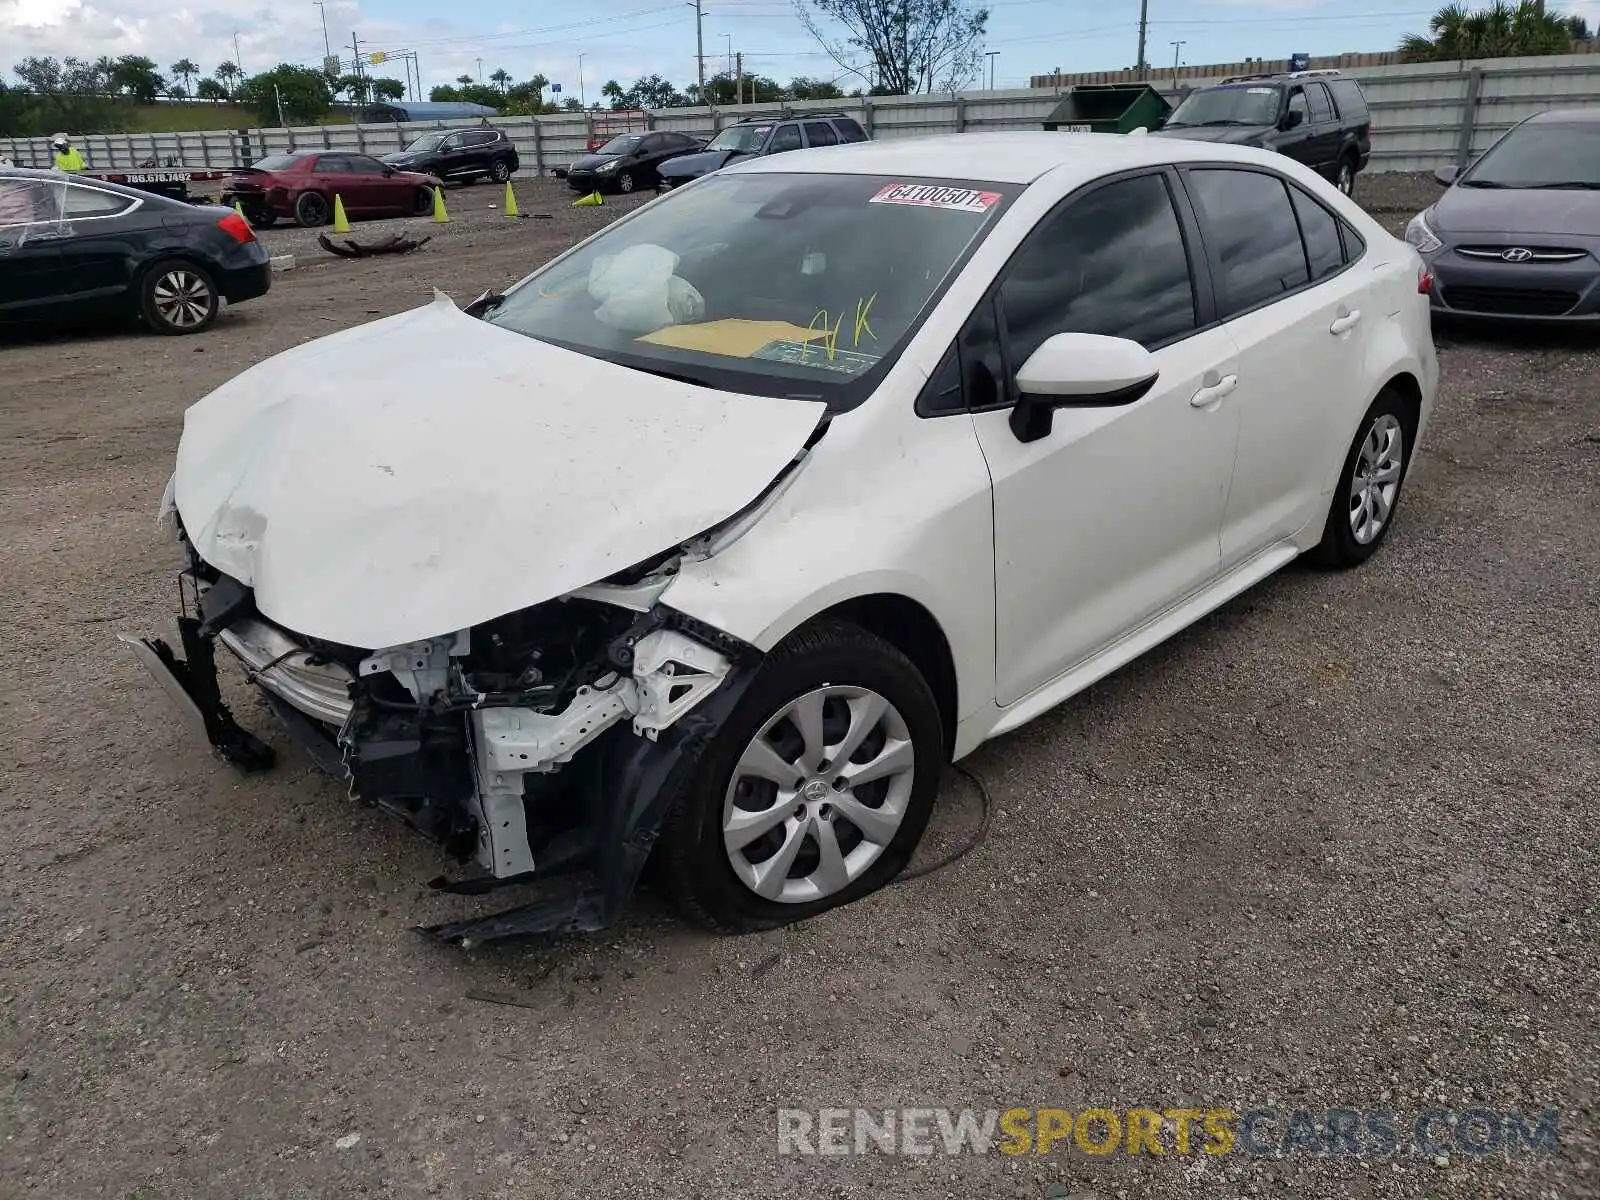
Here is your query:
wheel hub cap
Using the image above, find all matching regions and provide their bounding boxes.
[1349,413,1403,545]
[722,684,916,904]
[153,271,210,327]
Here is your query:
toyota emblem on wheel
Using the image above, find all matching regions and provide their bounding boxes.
[1501,247,1534,262]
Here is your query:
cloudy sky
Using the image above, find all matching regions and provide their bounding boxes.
[4,0,1598,97]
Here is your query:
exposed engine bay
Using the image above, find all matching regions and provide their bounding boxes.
[123,525,761,947]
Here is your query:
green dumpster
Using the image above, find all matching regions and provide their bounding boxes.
[1042,84,1172,134]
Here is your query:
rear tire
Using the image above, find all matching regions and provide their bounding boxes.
[1310,388,1413,569]
[1335,154,1357,198]
[140,258,219,335]
[489,158,513,183]
[294,191,329,227]
[252,211,277,228]
[654,619,944,933]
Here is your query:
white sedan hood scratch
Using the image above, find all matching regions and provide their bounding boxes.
[173,295,825,648]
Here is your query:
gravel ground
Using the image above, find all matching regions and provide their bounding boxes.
[1,176,1597,1200]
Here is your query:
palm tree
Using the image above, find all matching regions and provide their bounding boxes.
[1399,0,1576,61]
[215,60,243,98]
[170,58,199,99]
[91,55,118,93]
[489,67,512,93]
[456,74,474,87]
[196,78,228,103]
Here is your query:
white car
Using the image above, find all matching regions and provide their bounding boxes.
[125,132,1438,943]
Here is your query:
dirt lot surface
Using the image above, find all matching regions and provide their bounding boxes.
[1,176,1597,1200]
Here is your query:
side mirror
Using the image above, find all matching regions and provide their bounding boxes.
[1282,108,1305,130]
[1009,333,1159,444]
[1433,164,1458,186]
[382,166,395,176]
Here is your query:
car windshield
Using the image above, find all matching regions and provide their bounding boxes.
[706,125,771,153]
[1460,122,1600,187]
[485,172,1014,404]
[405,132,450,152]
[253,153,311,171]
[1166,86,1281,127]
[597,135,644,155]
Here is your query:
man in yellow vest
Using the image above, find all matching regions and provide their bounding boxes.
[51,134,85,172]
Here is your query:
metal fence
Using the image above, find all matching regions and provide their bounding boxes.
[6,50,1600,178]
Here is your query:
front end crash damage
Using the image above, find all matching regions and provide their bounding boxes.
[123,529,762,946]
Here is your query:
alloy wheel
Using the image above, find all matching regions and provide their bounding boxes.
[1349,413,1404,545]
[151,269,213,330]
[1338,162,1354,195]
[722,685,916,904]
[618,171,635,193]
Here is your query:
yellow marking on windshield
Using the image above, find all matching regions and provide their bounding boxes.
[853,293,877,347]
[804,308,844,362]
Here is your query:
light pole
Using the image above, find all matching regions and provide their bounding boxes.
[985,50,998,90]
[313,1,331,59]
[686,0,705,91]
[578,53,587,108]
[1171,40,1186,72]
[723,33,733,75]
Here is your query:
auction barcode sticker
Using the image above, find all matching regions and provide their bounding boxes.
[869,183,1001,213]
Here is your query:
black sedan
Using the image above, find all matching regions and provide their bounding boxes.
[563,131,705,194]
[0,166,271,336]
[1405,108,1600,324]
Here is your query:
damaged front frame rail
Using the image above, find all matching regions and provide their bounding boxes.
[124,569,761,947]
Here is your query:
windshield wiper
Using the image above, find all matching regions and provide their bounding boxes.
[464,290,506,318]
[1457,179,1508,188]
[1197,119,1253,126]
[1538,180,1600,189]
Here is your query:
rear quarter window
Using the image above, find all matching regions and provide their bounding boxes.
[834,119,869,143]
[1329,79,1368,121]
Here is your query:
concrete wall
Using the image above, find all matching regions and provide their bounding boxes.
[6,51,1600,178]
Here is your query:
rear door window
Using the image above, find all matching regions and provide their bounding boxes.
[313,155,352,173]
[803,121,839,147]
[1289,186,1342,280]
[1307,83,1335,124]
[1329,78,1368,121]
[1185,168,1309,315]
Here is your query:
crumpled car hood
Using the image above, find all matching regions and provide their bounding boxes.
[659,150,734,178]
[173,294,825,649]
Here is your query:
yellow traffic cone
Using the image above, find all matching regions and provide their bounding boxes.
[431,185,450,224]
[573,190,603,208]
[331,194,351,234]
[503,180,519,218]
[233,200,250,226]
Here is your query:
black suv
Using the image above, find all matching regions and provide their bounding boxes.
[379,126,519,185]
[656,112,870,190]
[1152,70,1371,198]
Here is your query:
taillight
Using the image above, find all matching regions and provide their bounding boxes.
[217,211,255,244]
[1417,268,1434,296]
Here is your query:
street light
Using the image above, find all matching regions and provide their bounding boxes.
[985,50,999,90]
[723,33,733,75]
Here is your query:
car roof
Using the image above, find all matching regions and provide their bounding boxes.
[1525,107,1600,125]
[0,165,71,182]
[723,130,1306,185]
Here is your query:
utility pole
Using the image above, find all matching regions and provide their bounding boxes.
[1170,40,1186,72]
[735,50,743,106]
[724,33,733,75]
[351,32,363,82]
[1136,0,1149,77]
[313,1,331,58]
[985,50,999,90]
[578,52,587,108]
[687,0,706,91]
[476,57,484,82]
[233,31,245,76]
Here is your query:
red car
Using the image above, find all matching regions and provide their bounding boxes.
[221,151,444,228]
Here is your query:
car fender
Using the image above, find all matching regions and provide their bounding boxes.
[660,390,997,726]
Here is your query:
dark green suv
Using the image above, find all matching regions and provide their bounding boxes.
[1152,69,1372,198]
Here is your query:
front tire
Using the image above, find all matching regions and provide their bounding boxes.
[414,187,435,216]
[655,620,944,932]
[1311,389,1412,568]
[489,158,513,183]
[294,190,329,227]
[140,258,218,334]
[616,170,635,194]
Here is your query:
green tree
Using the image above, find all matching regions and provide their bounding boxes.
[335,73,371,102]
[797,0,987,92]
[1399,1,1578,60]
[236,63,333,125]
[429,83,460,101]
[170,58,200,96]
[214,60,243,97]
[489,67,512,92]
[561,96,584,111]
[371,77,405,101]
[456,74,474,86]
[112,55,165,101]
[788,76,845,99]
[504,74,549,114]
[9,55,117,132]
[195,77,229,102]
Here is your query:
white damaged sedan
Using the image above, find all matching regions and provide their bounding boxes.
[125,133,1438,943]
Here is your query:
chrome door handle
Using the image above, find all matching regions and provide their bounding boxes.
[1189,373,1238,408]
[1330,309,1362,334]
